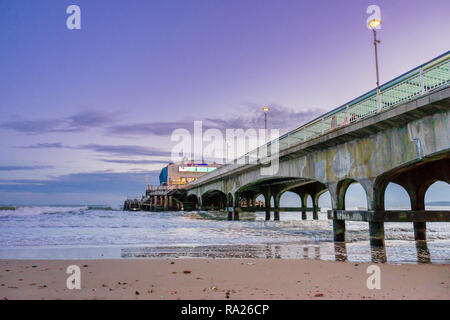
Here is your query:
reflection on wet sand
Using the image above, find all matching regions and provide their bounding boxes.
[120,243,323,260]
[314,246,320,260]
[333,240,431,264]
[120,239,439,264]
[334,242,347,262]
[370,246,387,263]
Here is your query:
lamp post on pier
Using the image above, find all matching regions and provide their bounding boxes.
[368,16,382,110]
[368,18,382,88]
[262,107,270,143]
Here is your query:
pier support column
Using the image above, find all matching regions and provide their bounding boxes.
[334,242,347,262]
[312,192,320,220]
[333,219,345,242]
[265,208,271,221]
[274,197,280,221]
[415,239,431,263]
[226,193,234,221]
[233,207,240,221]
[300,193,308,220]
[169,196,173,209]
[274,209,280,221]
[312,205,319,220]
[197,196,202,212]
[164,195,169,211]
[264,192,271,221]
[413,222,427,241]
[368,221,385,247]
[365,179,387,263]
[410,187,427,241]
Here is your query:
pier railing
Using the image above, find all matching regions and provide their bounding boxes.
[190,51,450,186]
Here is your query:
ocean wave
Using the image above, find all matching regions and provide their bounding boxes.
[0,206,15,211]
[0,206,89,217]
[87,205,118,211]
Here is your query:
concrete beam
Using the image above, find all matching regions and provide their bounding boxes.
[328,209,450,222]
[240,207,318,212]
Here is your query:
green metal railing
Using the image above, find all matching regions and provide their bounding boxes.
[192,51,450,185]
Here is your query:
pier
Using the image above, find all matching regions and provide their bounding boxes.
[123,52,450,262]
[123,185,184,212]
[178,52,450,260]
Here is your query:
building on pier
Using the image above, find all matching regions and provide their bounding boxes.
[158,160,221,188]
[123,160,222,211]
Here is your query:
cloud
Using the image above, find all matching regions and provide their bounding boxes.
[0,165,54,171]
[3,105,323,138]
[99,159,169,165]
[66,111,117,129]
[0,120,62,135]
[19,142,67,149]
[108,121,193,136]
[18,142,171,158]
[107,104,324,136]
[0,171,160,196]
[77,144,171,157]
[0,111,117,135]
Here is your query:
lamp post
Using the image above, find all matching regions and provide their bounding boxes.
[262,107,270,143]
[368,18,381,88]
[368,17,382,111]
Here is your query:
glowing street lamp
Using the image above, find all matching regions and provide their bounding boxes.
[262,107,270,130]
[368,18,381,29]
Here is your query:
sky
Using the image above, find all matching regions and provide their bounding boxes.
[0,0,449,205]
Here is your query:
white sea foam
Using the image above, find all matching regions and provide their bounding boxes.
[0,206,88,217]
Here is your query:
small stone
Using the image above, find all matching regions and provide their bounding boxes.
[314,293,324,297]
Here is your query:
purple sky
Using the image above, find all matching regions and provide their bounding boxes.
[0,0,449,205]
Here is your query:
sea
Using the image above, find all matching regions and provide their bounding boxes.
[0,205,449,264]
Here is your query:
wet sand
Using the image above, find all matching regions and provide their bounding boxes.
[0,259,449,300]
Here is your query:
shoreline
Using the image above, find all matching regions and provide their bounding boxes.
[1,239,449,264]
[1,258,448,300]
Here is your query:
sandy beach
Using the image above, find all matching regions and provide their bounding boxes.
[0,259,448,300]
